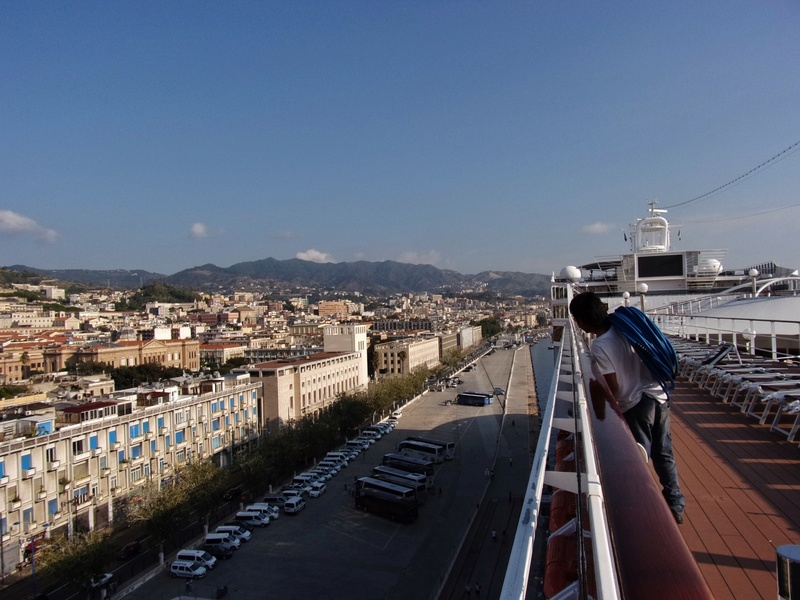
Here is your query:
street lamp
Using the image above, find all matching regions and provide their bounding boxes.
[636,283,649,312]
[622,291,630,307]
[748,268,759,296]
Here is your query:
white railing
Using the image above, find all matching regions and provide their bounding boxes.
[501,323,619,599]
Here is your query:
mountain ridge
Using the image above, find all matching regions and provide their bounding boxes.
[8,259,551,297]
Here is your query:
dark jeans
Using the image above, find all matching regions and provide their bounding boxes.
[623,394,686,514]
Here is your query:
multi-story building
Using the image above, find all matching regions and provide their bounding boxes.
[41,339,201,373]
[0,373,260,578]
[374,337,440,378]
[241,325,368,427]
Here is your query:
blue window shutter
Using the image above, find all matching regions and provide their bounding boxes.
[21,454,32,471]
[89,436,98,450]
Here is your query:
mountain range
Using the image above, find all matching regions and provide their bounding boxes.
[8,259,552,297]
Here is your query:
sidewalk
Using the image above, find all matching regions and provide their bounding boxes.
[440,346,540,599]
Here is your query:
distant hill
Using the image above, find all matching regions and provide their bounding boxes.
[7,260,551,297]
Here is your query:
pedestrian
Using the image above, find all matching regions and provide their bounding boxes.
[465,582,472,597]
[491,529,497,542]
[474,582,481,597]
[185,579,193,593]
[509,456,513,467]
[484,467,489,478]
[512,419,515,427]
[570,291,685,524]
[490,469,494,481]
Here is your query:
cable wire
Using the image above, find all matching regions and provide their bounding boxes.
[663,138,800,210]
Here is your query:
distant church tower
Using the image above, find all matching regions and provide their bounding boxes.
[324,324,368,390]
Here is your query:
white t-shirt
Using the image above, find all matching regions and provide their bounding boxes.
[590,326,666,413]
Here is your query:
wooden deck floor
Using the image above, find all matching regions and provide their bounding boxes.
[669,379,800,599]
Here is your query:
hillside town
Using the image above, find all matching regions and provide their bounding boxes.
[0,279,549,586]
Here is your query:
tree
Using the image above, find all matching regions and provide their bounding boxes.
[127,479,188,564]
[36,530,113,596]
[441,347,463,369]
[19,351,30,379]
[179,460,227,534]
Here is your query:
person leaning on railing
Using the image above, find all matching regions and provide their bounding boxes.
[569,291,686,525]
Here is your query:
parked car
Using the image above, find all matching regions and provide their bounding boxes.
[116,541,141,560]
[493,387,506,395]
[169,560,206,579]
[246,503,281,520]
[283,496,306,514]
[202,543,235,560]
[215,524,251,543]
[176,549,217,570]
[234,511,270,528]
[309,481,327,498]
[392,410,403,418]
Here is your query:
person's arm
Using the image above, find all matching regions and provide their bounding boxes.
[603,371,620,400]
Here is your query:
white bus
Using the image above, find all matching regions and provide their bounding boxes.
[372,466,428,504]
[405,436,455,460]
[397,440,445,464]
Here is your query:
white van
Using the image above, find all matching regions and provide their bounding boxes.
[234,511,270,527]
[325,452,350,465]
[346,439,369,452]
[284,496,306,514]
[205,532,240,549]
[216,524,252,543]
[317,460,341,474]
[360,430,381,440]
[169,559,207,579]
[246,503,280,520]
[175,549,217,571]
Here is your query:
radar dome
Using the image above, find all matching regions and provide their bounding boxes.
[698,258,722,274]
[560,266,582,282]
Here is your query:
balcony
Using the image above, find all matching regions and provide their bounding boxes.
[145,431,154,440]
[37,490,47,501]
[101,468,111,477]
[92,448,103,457]
[47,460,61,471]
[159,427,169,435]
[0,475,8,486]
[22,468,36,479]
[10,499,21,510]
[112,442,121,451]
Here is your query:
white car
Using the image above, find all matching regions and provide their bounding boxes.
[309,468,333,481]
[308,481,327,498]
[392,410,403,418]
[246,503,280,520]
[170,560,206,579]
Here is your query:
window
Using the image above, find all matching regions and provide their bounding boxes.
[131,444,142,459]
[48,499,58,516]
[129,424,141,439]
[165,435,172,448]
[142,420,150,433]
[131,466,143,482]
[109,430,117,445]
[0,460,4,478]
[21,453,32,471]
[118,450,125,463]
[212,419,220,431]
[99,455,107,470]
[229,397,235,409]
[212,436,220,450]
[175,411,187,425]
[176,449,186,463]
[71,440,84,456]
[157,416,164,429]
[89,435,98,450]
[46,447,56,463]
[175,430,184,444]
[150,440,156,453]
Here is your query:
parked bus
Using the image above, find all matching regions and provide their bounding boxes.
[382,453,435,479]
[372,466,428,504]
[456,392,491,406]
[356,477,416,504]
[405,436,456,460]
[397,440,445,464]
[354,488,418,523]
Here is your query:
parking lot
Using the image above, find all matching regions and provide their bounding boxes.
[118,348,521,600]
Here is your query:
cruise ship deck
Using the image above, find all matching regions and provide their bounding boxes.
[670,378,800,599]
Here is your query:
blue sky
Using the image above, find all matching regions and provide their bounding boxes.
[1,1,798,277]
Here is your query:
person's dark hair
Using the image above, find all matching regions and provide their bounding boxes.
[569,292,610,330]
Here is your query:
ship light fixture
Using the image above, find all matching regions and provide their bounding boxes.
[636,283,648,312]
[748,268,759,296]
[622,291,630,307]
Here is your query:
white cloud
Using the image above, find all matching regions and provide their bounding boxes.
[582,222,614,235]
[296,249,334,263]
[189,222,209,239]
[398,250,442,266]
[0,210,58,244]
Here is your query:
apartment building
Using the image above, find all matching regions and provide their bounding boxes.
[374,336,440,377]
[241,325,368,426]
[0,373,260,578]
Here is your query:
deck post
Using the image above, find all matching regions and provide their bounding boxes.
[777,545,800,600]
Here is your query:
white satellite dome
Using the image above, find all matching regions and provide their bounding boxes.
[698,258,722,274]
[560,265,582,282]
